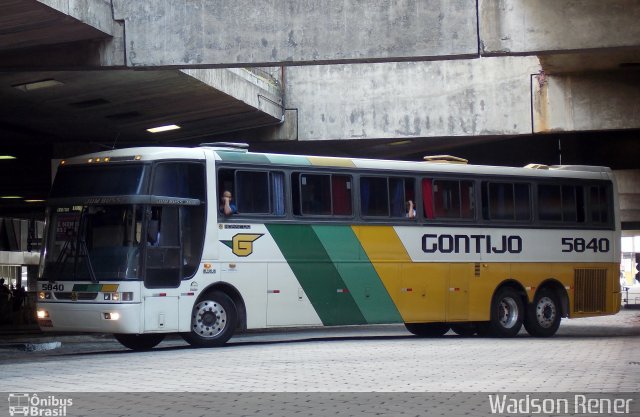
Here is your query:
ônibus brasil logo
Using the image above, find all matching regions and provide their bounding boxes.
[8,393,73,416]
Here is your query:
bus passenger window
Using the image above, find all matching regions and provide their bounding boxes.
[432,180,474,219]
[538,185,562,221]
[218,169,285,216]
[360,177,389,217]
[236,171,269,214]
[422,179,434,219]
[482,182,530,221]
[538,184,584,223]
[332,175,352,216]
[590,185,609,224]
[300,174,331,215]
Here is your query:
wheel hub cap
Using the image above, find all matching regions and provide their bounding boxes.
[535,297,556,328]
[192,300,227,338]
[499,297,519,329]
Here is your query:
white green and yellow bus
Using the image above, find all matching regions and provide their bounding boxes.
[37,143,621,350]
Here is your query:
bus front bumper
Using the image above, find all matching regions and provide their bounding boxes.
[37,302,143,334]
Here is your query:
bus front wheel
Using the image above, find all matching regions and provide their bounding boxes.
[405,322,450,337]
[524,288,561,337]
[114,333,165,351]
[485,287,524,337]
[182,291,237,347]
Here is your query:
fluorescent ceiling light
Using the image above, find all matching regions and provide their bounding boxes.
[25,199,46,203]
[1,196,23,199]
[389,140,411,146]
[146,124,181,133]
[13,79,64,92]
[0,156,16,160]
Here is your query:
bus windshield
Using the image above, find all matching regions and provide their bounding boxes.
[41,205,144,281]
[50,164,149,198]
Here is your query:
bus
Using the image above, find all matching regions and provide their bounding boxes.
[36,143,621,350]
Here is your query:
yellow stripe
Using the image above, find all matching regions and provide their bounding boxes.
[307,156,355,167]
[101,284,119,292]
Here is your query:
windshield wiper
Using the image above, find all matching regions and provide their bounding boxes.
[78,238,98,283]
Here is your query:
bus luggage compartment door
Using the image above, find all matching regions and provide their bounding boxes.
[144,296,179,331]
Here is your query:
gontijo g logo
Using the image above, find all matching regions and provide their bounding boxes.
[8,393,73,416]
[221,233,263,257]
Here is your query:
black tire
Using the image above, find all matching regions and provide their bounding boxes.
[524,288,561,337]
[450,322,477,337]
[405,322,450,337]
[181,291,237,347]
[486,287,524,337]
[114,333,165,351]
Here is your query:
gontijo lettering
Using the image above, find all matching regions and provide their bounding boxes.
[422,234,523,254]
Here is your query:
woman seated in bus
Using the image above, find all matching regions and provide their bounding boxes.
[220,190,238,216]
[406,200,416,219]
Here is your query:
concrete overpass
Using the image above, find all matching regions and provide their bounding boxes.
[0,0,639,228]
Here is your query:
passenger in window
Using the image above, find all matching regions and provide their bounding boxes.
[220,191,238,216]
[406,200,416,219]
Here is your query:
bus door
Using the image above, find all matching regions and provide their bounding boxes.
[143,206,181,332]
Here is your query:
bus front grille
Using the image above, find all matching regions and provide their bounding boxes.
[574,269,607,313]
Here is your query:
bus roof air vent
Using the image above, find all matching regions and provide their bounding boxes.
[423,155,468,164]
[524,163,550,170]
[199,142,249,152]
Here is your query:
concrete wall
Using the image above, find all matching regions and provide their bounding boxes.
[480,0,640,54]
[269,56,540,141]
[111,0,478,67]
[533,71,640,133]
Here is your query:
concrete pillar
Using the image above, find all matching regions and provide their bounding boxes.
[615,170,640,227]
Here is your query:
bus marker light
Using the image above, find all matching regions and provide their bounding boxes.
[159,293,167,297]
[268,290,281,294]
[37,310,49,319]
[111,293,120,301]
[337,288,348,293]
[449,288,460,292]
[401,288,413,292]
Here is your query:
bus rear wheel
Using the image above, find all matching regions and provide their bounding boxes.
[485,287,524,337]
[524,288,561,337]
[114,333,165,351]
[182,291,237,347]
[405,322,450,337]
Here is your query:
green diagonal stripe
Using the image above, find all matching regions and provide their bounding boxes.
[266,224,366,326]
[312,225,403,324]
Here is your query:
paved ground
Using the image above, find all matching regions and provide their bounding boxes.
[1,309,639,394]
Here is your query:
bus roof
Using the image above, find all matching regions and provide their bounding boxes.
[62,145,612,180]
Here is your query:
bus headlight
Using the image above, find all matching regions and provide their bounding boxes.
[103,312,120,320]
[38,292,51,300]
[37,309,49,319]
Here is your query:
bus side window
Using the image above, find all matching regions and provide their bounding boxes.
[360,177,389,217]
[590,185,609,224]
[422,179,434,219]
[332,175,352,216]
[300,174,331,215]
